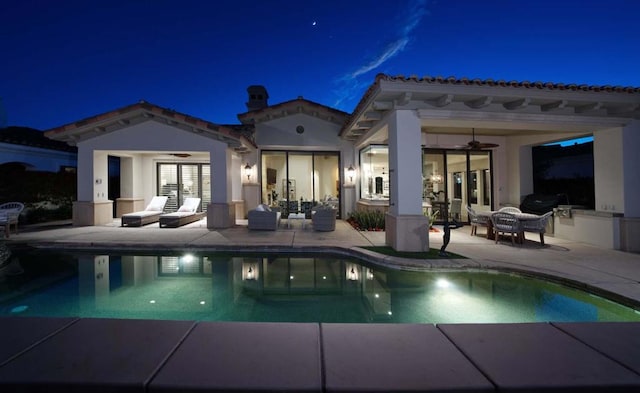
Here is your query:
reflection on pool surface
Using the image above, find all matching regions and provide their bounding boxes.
[1,248,639,323]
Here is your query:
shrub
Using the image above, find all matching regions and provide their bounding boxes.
[347,210,385,231]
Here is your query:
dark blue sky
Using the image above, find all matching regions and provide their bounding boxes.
[2,0,639,130]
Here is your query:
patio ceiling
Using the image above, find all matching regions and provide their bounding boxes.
[342,74,640,144]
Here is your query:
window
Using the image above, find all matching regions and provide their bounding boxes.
[359,145,389,200]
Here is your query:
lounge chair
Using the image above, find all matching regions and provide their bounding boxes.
[311,206,337,231]
[121,196,169,227]
[248,204,281,230]
[159,197,205,228]
[0,202,25,238]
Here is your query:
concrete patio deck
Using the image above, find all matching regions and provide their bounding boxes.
[1,219,640,392]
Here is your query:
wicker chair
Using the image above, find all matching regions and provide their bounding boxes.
[490,211,521,246]
[465,205,489,236]
[311,207,337,231]
[248,204,281,230]
[520,211,553,245]
[498,206,522,214]
[0,202,25,238]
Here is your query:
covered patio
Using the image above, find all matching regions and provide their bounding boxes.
[342,75,640,252]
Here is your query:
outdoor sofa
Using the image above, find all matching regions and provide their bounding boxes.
[121,196,168,227]
[248,204,281,230]
[159,197,205,228]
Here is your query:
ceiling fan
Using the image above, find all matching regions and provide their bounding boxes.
[458,128,499,150]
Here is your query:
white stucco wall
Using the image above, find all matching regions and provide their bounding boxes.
[594,127,624,213]
[79,121,218,152]
[621,120,640,217]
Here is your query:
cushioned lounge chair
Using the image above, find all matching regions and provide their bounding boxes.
[121,196,168,227]
[248,204,281,230]
[159,197,205,228]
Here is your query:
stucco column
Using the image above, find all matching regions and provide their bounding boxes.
[208,142,235,228]
[72,149,112,226]
[385,110,429,252]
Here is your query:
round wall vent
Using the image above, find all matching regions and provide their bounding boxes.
[296,125,305,134]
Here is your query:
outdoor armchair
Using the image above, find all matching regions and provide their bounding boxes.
[498,206,522,214]
[312,206,337,231]
[490,211,521,246]
[0,202,25,238]
[465,205,489,236]
[248,204,281,230]
[520,211,553,245]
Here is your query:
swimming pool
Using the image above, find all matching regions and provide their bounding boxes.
[1,248,639,323]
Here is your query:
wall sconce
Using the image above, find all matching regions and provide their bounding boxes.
[347,165,355,183]
[244,163,252,181]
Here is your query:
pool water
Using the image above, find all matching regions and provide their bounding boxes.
[1,248,639,323]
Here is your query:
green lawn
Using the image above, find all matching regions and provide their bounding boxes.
[360,246,465,259]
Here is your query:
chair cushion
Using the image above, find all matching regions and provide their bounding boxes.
[146,197,167,211]
[178,198,201,212]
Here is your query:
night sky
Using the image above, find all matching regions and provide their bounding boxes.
[2,0,639,131]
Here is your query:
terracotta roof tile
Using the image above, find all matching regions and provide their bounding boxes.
[340,73,640,137]
[44,100,257,148]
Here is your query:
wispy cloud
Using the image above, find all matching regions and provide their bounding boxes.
[333,0,429,109]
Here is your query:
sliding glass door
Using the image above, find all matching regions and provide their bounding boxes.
[422,149,492,223]
[261,151,340,218]
[158,163,210,212]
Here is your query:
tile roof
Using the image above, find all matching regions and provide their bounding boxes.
[376,74,640,93]
[237,96,349,125]
[341,73,640,137]
[45,100,257,148]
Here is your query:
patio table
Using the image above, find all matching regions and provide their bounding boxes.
[288,212,306,229]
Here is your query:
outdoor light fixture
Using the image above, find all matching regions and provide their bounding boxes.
[244,163,252,181]
[347,165,355,183]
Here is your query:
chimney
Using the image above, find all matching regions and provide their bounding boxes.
[246,85,269,111]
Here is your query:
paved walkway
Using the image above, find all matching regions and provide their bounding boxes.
[6,218,640,305]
